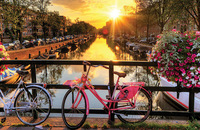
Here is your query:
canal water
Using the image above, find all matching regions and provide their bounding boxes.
[33,36,159,117]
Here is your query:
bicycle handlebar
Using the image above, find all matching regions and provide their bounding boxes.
[82,61,126,78]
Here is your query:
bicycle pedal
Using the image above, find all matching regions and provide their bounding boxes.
[107,120,114,125]
[1,117,6,123]
[106,95,110,99]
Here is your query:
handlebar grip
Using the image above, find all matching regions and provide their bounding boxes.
[101,65,109,69]
[83,61,91,65]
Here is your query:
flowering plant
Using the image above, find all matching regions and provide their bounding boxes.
[0,42,9,74]
[148,30,200,88]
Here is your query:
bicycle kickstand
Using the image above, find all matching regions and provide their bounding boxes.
[1,111,7,123]
[107,111,114,125]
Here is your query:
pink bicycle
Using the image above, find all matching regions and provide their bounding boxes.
[62,61,152,129]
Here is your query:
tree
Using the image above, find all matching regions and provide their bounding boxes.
[136,0,156,42]
[35,0,51,42]
[48,11,61,37]
[153,0,173,33]
[170,0,199,31]
[1,0,34,42]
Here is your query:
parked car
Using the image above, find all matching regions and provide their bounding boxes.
[3,43,15,51]
[35,39,44,46]
[22,40,30,45]
[22,40,34,48]
[139,37,147,43]
[53,37,58,43]
[13,40,21,50]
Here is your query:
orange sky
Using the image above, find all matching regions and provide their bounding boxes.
[49,0,135,29]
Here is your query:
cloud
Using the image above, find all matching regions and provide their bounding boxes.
[51,0,89,12]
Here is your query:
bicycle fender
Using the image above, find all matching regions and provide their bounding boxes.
[81,90,89,115]
[25,85,53,106]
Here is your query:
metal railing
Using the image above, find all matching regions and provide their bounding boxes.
[0,59,200,121]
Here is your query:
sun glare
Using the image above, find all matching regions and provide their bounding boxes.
[110,9,120,19]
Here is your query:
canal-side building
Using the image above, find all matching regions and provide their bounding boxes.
[0,2,67,43]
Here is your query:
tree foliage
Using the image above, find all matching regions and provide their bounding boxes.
[152,0,173,33]
[48,11,61,37]
[67,20,96,35]
[1,0,34,42]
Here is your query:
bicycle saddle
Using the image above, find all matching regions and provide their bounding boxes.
[114,71,126,78]
[16,70,29,76]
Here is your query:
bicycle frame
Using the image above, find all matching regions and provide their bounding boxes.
[0,79,24,113]
[71,73,146,116]
[0,78,52,114]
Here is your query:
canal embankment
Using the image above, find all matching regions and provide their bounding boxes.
[7,38,82,60]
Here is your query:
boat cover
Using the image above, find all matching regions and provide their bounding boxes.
[0,67,20,81]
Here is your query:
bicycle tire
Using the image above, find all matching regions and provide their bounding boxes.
[14,86,51,126]
[62,87,87,129]
[116,88,152,123]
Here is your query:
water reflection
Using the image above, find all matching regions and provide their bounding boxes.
[33,37,159,113]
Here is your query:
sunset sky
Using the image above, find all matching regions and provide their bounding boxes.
[49,0,135,29]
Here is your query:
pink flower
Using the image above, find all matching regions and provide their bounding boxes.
[179,63,184,66]
[175,78,179,81]
[179,78,183,82]
[170,53,173,56]
[172,29,176,32]
[186,46,190,49]
[196,31,200,36]
[157,35,161,39]
[0,48,2,51]
[180,68,186,73]
[187,52,191,56]
[170,71,175,75]
[166,71,170,76]
[189,42,193,46]
[195,76,199,80]
[175,72,179,76]
[161,49,165,53]
[184,60,188,64]
[178,48,182,52]
[157,52,161,57]
[175,67,180,70]
[187,40,190,43]
[183,80,188,83]
[191,54,196,58]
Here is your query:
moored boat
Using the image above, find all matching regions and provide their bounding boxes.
[158,76,200,112]
[0,67,21,84]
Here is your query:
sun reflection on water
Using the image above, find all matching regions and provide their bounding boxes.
[77,38,117,61]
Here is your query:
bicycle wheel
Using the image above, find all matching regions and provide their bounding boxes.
[14,86,51,126]
[116,88,152,123]
[62,87,87,129]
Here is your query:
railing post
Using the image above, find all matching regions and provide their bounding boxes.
[31,63,36,83]
[109,61,115,122]
[189,88,195,121]
[31,62,37,118]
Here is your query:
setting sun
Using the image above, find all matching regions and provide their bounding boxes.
[110,9,121,19]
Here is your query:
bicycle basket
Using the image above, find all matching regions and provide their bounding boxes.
[119,86,140,99]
